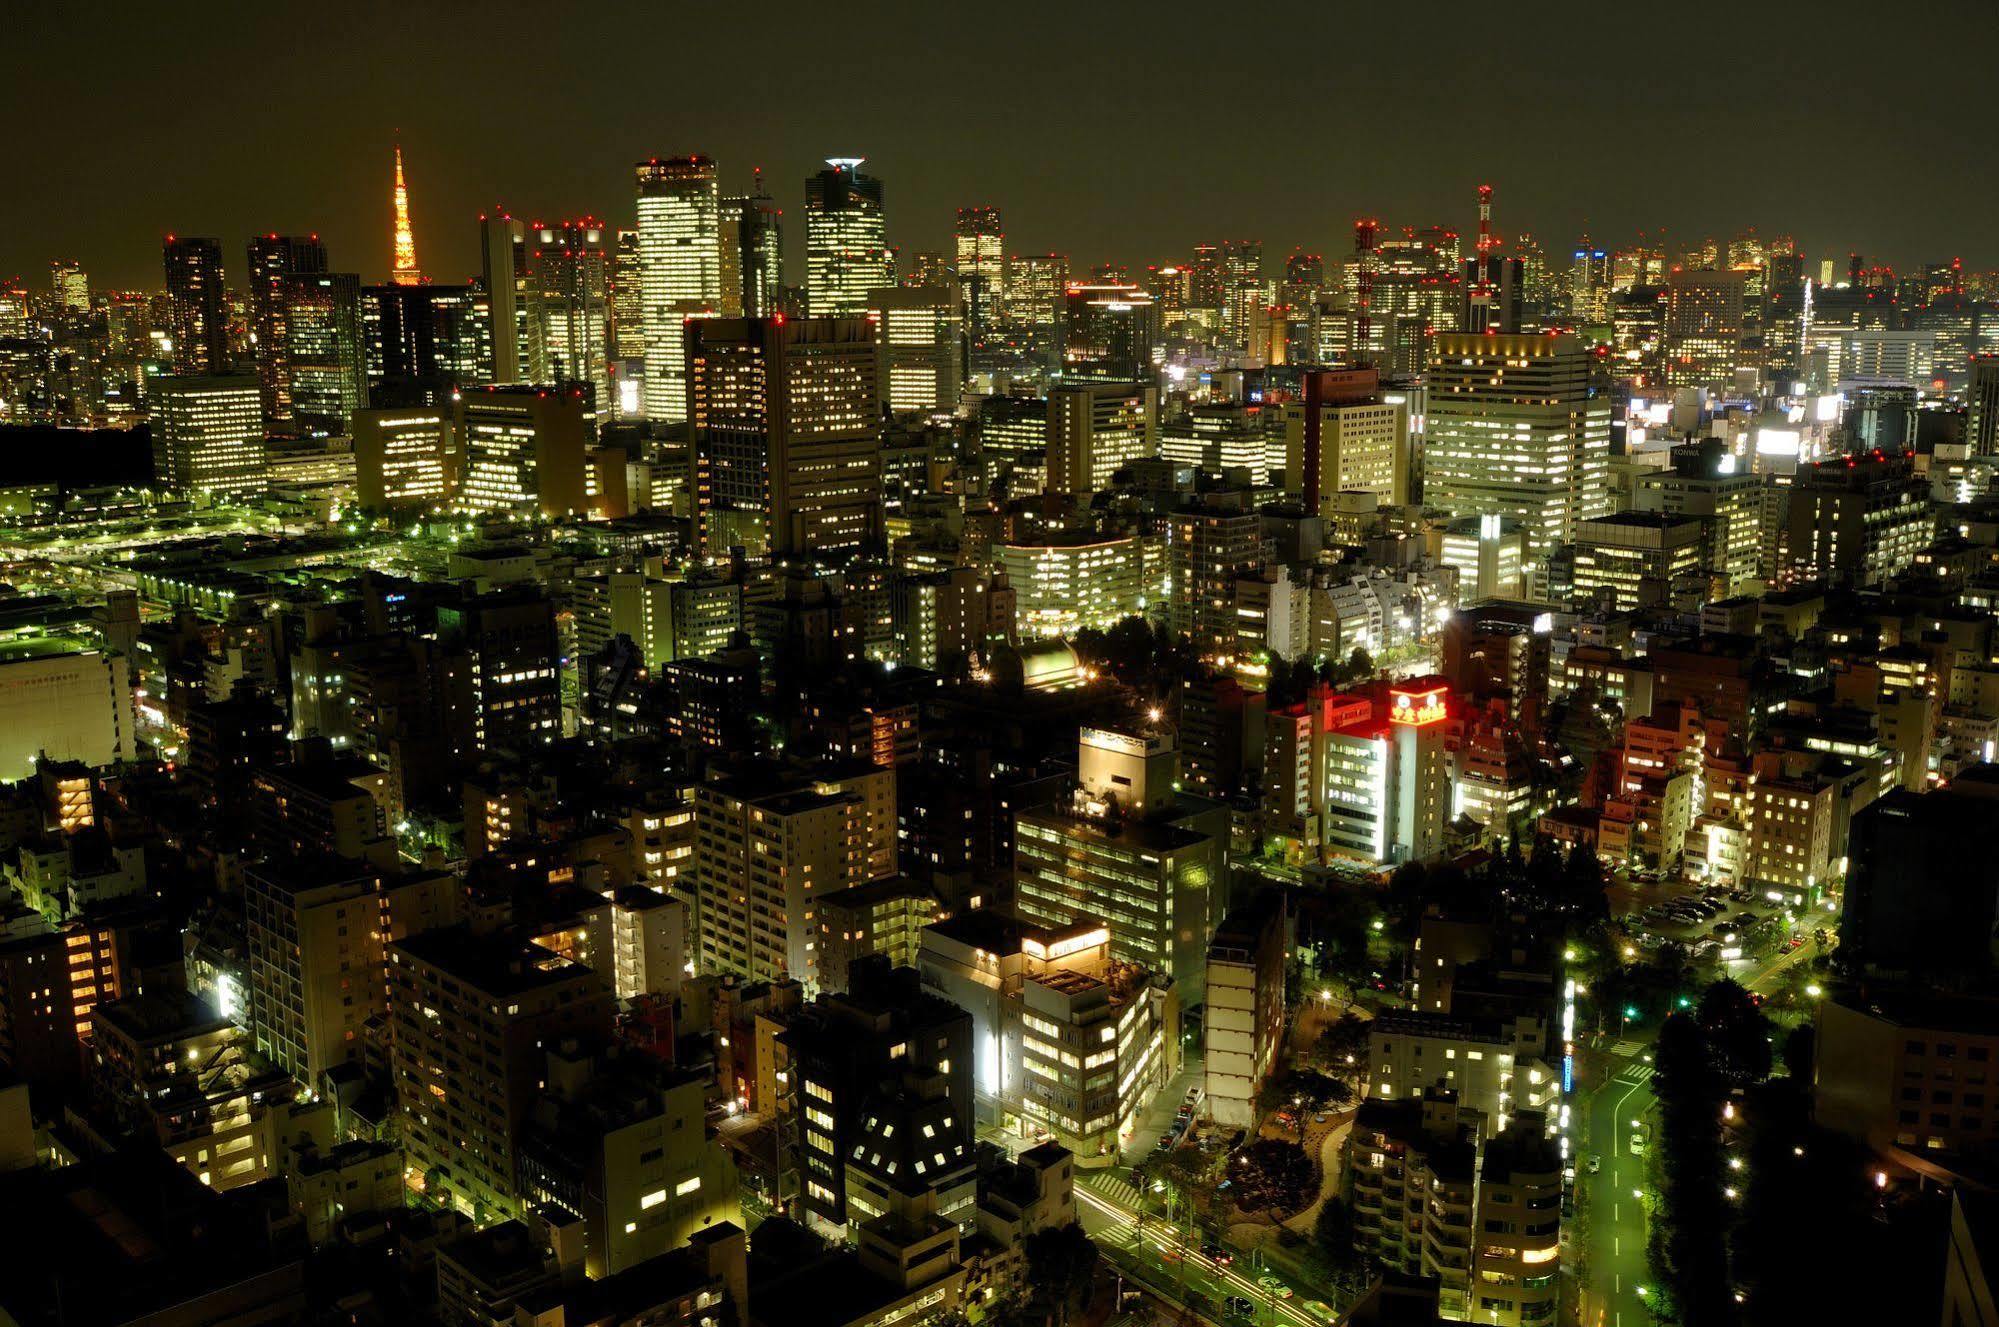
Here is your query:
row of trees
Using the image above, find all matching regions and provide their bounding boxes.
[1646,979,1943,1326]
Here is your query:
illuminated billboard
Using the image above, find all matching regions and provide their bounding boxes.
[1388,684,1448,727]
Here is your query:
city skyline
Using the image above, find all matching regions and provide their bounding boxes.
[6,0,1995,289]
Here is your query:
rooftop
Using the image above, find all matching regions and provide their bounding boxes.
[391,926,593,999]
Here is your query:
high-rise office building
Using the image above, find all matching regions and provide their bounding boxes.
[1220,239,1263,351]
[1262,678,1455,868]
[954,206,1004,288]
[454,384,592,516]
[1568,246,1611,322]
[528,219,612,406]
[721,173,784,319]
[868,285,963,414]
[1046,382,1158,494]
[1061,281,1156,382]
[438,588,564,751]
[955,205,1004,341]
[1966,355,1999,456]
[478,213,528,383]
[610,229,646,359]
[152,375,266,495]
[687,316,883,559]
[245,234,329,436]
[804,158,890,317]
[635,156,722,423]
[1663,268,1749,387]
[1014,724,1226,993]
[353,405,457,508]
[49,260,88,313]
[1424,333,1612,563]
[1283,366,1410,513]
[284,272,367,436]
[163,236,230,375]
[361,283,484,395]
[1185,242,1225,331]
[1006,253,1068,366]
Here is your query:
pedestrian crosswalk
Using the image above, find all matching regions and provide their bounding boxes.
[1616,1065,1657,1086]
[1087,1172,1143,1209]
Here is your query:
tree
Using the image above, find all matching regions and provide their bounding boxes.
[1225,1139,1318,1215]
[1697,978,1773,1086]
[1651,1012,1734,1326]
[1316,1014,1372,1080]
[1022,1223,1099,1326]
[1311,1196,1366,1292]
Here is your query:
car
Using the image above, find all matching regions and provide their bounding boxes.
[1162,1248,1184,1264]
[1630,1133,1646,1155]
[1302,1301,1337,1324]
[1588,1155,1601,1174]
[1257,1274,1294,1299]
[1201,1241,1233,1265]
[1225,1296,1256,1319]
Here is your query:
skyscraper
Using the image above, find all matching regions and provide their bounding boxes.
[610,229,645,360]
[528,219,611,407]
[687,316,883,560]
[283,273,367,437]
[163,236,229,375]
[720,171,783,319]
[1006,253,1068,366]
[1061,280,1156,382]
[360,283,484,396]
[868,285,964,415]
[1220,239,1263,351]
[954,206,1004,287]
[634,156,722,423]
[48,261,88,313]
[955,206,1004,338]
[152,375,267,495]
[804,158,890,317]
[478,213,527,383]
[245,234,328,435]
[390,144,421,287]
[1663,268,1750,387]
[1185,242,1225,332]
[1425,332,1611,566]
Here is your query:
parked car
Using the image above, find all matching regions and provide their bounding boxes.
[1226,1296,1255,1319]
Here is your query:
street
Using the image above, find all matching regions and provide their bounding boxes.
[1077,1180,1331,1327]
[1576,1045,1658,1327]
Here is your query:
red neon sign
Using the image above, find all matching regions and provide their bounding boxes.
[1389,686,1448,727]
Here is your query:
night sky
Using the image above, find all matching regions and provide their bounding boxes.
[7,0,1993,291]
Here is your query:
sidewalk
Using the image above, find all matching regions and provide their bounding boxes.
[1282,1111,1356,1234]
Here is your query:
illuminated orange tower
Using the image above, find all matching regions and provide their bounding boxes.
[391,143,422,286]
